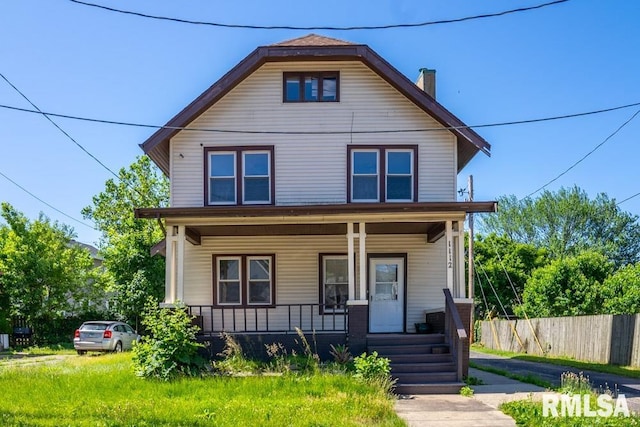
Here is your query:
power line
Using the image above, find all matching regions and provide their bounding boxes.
[0,72,120,180]
[618,191,640,206]
[0,168,96,230]
[524,108,640,199]
[2,100,639,135]
[69,0,570,31]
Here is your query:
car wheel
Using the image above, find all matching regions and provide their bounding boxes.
[77,350,86,356]
[114,341,123,353]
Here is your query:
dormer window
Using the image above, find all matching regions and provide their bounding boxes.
[283,72,339,102]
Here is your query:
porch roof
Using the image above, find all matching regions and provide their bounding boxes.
[135,201,496,220]
[137,201,496,248]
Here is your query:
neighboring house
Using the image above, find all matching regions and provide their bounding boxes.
[136,34,496,393]
[66,240,108,316]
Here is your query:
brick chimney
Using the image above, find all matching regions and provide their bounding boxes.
[416,68,436,98]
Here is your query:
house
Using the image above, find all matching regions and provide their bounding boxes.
[135,34,496,393]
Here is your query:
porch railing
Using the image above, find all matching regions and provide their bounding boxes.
[187,304,348,335]
[443,288,468,381]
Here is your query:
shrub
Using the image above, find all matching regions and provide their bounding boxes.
[460,386,474,397]
[329,344,353,365]
[560,371,592,395]
[132,301,206,380]
[353,351,391,381]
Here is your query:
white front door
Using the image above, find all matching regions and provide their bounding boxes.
[369,257,405,333]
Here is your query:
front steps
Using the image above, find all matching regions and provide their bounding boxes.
[367,333,465,394]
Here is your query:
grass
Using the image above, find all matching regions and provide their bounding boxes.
[0,353,404,426]
[499,365,640,425]
[472,344,640,379]
[469,361,554,389]
[500,397,640,426]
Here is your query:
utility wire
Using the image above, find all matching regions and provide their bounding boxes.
[0,168,96,230]
[618,191,640,206]
[0,72,120,180]
[2,100,639,135]
[488,237,523,306]
[69,0,569,31]
[524,108,640,199]
[475,259,511,320]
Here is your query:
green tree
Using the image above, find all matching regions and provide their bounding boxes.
[480,186,640,266]
[517,251,614,317]
[0,203,98,341]
[602,263,640,314]
[82,156,169,326]
[473,234,549,318]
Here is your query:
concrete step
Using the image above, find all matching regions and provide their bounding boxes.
[395,382,465,395]
[369,343,450,356]
[379,353,454,364]
[391,361,456,373]
[393,371,458,384]
[367,333,445,346]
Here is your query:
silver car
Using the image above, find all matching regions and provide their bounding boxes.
[73,321,140,355]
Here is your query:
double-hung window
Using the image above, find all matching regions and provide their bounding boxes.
[284,72,339,102]
[205,146,273,205]
[214,255,274,306]
[320,255,348,313]
[348,146,417,203]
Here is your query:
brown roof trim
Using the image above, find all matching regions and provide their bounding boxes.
[135,201,497,220]
[141,42,491,176]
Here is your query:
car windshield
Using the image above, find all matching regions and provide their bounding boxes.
[81,323,109,331]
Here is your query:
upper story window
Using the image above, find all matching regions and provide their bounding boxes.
[283,72,339,102]
[348,146,417,203]
[205,146,274,206]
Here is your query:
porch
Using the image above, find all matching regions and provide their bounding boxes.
[187,289,470,393]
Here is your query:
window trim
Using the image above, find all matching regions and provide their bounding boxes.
[204,146,275,206]
[318,253,349,315]
[385,148,415,202]
[283,72,340,103]
[214,256,243,305]
[207,151,237,205]
[212,254,276,308]
[347,145,418,203]
[350,149,380,202]
[246,255,273,306]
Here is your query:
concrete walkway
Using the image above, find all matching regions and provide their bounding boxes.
[395,368,548,426]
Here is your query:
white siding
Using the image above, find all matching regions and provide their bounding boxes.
[181,234,445,332]
[170,61,457,207]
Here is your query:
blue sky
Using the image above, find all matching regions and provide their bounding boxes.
[1,0,639,245]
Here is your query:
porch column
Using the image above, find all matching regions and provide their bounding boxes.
[347,222,356,301]
[445,220,454,294]
[165,227,177,304]
[358,222,367,301]
[176,225,186,302]
[456,221,466,299]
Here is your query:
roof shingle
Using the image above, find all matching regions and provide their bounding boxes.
[271,33,355,47]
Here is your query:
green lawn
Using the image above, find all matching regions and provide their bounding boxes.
[472,344,640,379]
[0,353,404,426]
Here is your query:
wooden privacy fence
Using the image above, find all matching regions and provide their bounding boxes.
[480,314,640,367]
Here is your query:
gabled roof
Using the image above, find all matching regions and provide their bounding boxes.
[141,34,491,176]
[271,33,355,46]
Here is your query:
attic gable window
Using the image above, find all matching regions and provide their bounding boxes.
[205,146,274,206]
[283,72,339,102]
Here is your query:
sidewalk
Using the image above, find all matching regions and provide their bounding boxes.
[394,368,548,427]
